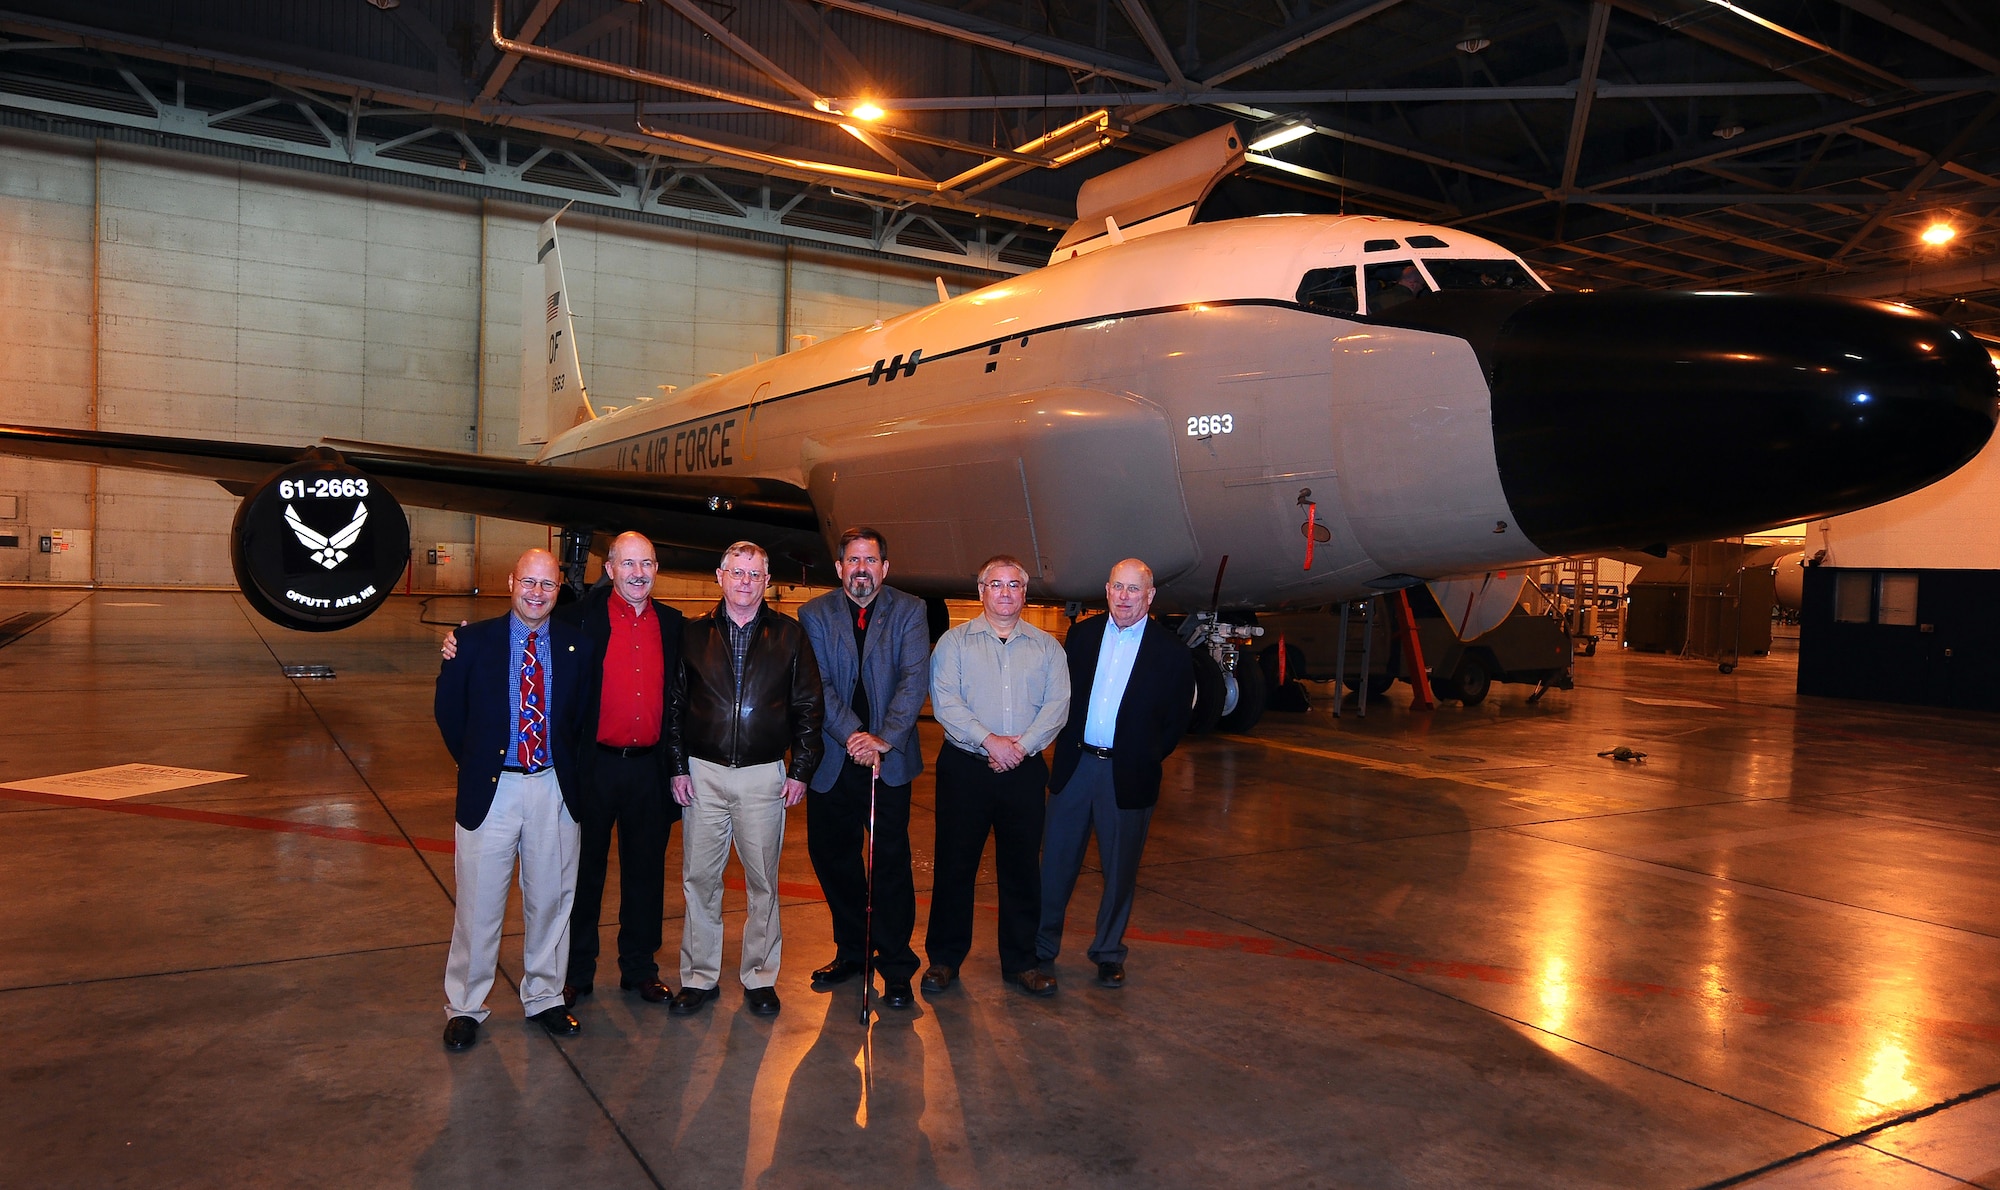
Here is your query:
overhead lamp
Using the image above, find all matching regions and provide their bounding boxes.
[363,0,400,8]
[1248,117,1315,152]
[1921,221,1956,247]
[814,97,887,122]
[1455,19,1491,54]
[1712,104,1745,139]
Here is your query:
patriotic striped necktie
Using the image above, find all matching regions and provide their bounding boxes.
[518,632,548,770]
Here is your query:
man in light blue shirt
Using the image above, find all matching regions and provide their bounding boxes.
[1040,558,1195,989]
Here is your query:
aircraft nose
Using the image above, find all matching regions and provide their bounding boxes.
[1487,292,1998,555]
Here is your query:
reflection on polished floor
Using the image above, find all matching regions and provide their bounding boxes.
[5,590,2000,1188]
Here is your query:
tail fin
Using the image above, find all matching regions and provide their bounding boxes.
[520,213,595,446]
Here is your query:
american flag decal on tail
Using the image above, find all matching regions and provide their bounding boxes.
[546,291,560,322]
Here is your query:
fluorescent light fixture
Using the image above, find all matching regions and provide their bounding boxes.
[1249,118,1315,152]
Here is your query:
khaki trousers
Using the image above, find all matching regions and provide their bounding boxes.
[444,768,579,1021]
[680,757,788,990]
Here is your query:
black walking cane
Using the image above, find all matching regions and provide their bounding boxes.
[859,759,880,1026]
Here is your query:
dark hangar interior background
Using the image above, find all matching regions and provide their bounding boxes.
[3,0,1998,328]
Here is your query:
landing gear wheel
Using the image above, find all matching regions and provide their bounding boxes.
[1217,662,1268,732]
[1451,655,1492,706]
[1189,649,1227,734]
[1718,662,1735,674]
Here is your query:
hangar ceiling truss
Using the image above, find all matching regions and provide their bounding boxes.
[0,0,1996,327]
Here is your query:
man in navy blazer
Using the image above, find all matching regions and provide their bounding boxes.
[798,528,932,1009]
[434,548,596,1052]
[1038,558,1195,989]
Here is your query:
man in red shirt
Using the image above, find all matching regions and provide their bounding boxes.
[443,531,685,1005]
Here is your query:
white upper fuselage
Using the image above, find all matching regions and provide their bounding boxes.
[540,213,1549,609]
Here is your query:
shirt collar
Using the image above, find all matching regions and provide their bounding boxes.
[610,595,654,623]
[715,600,761,630]
[1106,614,1147,639]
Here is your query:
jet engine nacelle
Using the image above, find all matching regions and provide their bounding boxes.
[229,457,410,631]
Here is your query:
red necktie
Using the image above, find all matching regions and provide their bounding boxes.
[518,631,548,769]
[856,605,868,630]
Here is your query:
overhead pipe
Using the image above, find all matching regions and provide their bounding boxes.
[491,0,1057,167]
[634,105,1118,202]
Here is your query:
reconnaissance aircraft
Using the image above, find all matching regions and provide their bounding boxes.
[2,124,1994,729]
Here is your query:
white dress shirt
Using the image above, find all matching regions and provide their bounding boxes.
[1083,616,1146,749]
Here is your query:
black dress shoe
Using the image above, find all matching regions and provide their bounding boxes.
[529,1005,581,1037]
[442,1016,479,1051]
[811,957,864,988]
[621,977,672,1003]
[881,977,914,1009]
[668,985,719,1016]
[744,986,781,1016]
[920,965,957,993]
[1096,961,1126,988]
[1004,968,1058,997]
[562,983,591,1007]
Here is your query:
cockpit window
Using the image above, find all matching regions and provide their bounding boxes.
[1406,234,1448,248]
[1362,238,1400,252]
[1296,266,1358,315]
[1364,260,1431,313]
[1421,258,1543,292]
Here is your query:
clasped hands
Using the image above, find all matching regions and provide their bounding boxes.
[983,733,1027,773]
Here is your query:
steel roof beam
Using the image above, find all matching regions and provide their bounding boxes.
[803,0,1165,87]
[1825,0,2000,76]
[1557,2,1611,195]
[1834,95,2000,260]
[480,0,565,101]
[1197,0,1407,89]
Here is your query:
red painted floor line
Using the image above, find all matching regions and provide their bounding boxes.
[0,785,825,896]
[0,786,454,852]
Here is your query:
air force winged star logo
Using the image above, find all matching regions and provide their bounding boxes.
[285,502,368,570]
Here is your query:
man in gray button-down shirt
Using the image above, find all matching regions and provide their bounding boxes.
[923,554,1070,997]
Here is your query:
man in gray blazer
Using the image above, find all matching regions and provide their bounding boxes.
[799,527,932,1009]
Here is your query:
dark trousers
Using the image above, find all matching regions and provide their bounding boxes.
[567,750,673,987]
[1038,753,1154,965]
[807,762,919,979]
[925,743,1047,975]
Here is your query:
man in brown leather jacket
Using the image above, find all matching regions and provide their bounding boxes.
[668,541,824,1017]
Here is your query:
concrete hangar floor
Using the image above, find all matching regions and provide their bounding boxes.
[4,590,2000,1188]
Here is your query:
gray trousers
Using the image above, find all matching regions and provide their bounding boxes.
[1036,753,1153,965]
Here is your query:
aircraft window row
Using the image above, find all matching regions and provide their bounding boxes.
[1363,238,1400,252]
[1421,258,1543,292]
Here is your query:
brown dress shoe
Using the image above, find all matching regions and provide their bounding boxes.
[1004,968,1058,997]
[920,965,957,993]
[621,977,672,1003]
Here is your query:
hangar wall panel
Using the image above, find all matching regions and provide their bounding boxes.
[1806,428,2000,570]
[0,137,95,582]
[0,131,949,597]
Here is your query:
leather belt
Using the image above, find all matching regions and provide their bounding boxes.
[1081,743,1114,759]
[500,765,550,775]
[597,743,657,758]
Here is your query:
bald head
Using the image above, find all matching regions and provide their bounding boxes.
[606,531,658,610]
[510,549,561,631]
[1106,558,1156,629]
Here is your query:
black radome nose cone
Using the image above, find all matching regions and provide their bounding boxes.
[1487,292,1997,556]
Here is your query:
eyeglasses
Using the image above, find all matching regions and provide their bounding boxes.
[983,579,1024,592]
[722,568,767,583]
[515,578,559,592]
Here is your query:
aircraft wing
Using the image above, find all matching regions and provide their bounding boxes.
[0,423,825,572]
